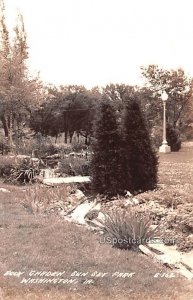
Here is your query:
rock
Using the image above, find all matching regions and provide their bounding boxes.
[16,155,30,160]
[140,243,193,279]
[176,267,193,280]
[40,169,55,179]
[125,198,140,206]
[68,200,101,225]
[45,154,60,159]
[181,249,193,270]
[132,198,139,205]
[85,210,106,230]
[0,188,10,193]
[139,245,156,257]
[97,211,106,222]
[149,225,158,231]
[148,243,181,264]
[43,176,91,186]
[69,152,75,157]
[125,191,132,197]
[125,199,133,206]
[85,209,99,220]
[188,234,193,243]
[74,189,85,200]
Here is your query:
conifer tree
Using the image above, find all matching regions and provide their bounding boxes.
[91,99,127,196]
[123,98,158,193]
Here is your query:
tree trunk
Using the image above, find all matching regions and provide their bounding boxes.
[1,115,9,137]
[64,130,68,143]
[55,134,58,143]
[69,131,74,143]
[7,112,15,152]
[16,116,24,140]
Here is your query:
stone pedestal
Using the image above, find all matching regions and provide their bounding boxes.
[159,144,171,153]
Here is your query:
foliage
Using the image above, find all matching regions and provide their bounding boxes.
[150,125,162,150]
[91,100,125,197]
[141,65,192,128]
[6,157,39,184]
[58,155,91,176]
[30,85,101,144]
[167,124,181,152]
[0,2,43,150]
[32,134,58,158]
[8,167,35,184]
[100,209,159,251]
[0,155,17,177]
[123,99,158,193]
[150,124,182,152]
[23,185,72,214]
[71,138,89,152]
[0,136,11,154]
[102,83,135,112]
[181,124,193,140]
[17,133,61,158]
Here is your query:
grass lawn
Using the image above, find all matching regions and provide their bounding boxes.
[0,142,193,299]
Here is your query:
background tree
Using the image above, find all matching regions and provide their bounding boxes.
[91,99,125,197]
[141,65,193,128]
[102,83,135,112]
[123,98,158,193]
[0,2,43,150]
[30,85,101,144]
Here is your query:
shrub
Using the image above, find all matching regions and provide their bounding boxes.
[0,137,11,155]
[91,100,125,197]
[23,185,71,214]
[123,99,158,193]
[71,139,88,152]
[166,124,181,152]
[0,156,18,177]
[6,157,40,184]
[100,209,159,251]
[150,125,162,150]
[58,155,91,176]
[150,124,182,152]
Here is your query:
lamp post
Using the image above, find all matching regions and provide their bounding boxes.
[159,91,171,153]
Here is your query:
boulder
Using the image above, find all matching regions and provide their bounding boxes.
[43,176,91,186]
[0,188,10,193]
[68,200,101,225]
[74,189,85,200]
[40,169,55,179]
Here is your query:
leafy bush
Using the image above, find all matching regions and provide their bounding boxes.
[100,209,159,251]
[150,126,162,150]
[0,138,11,155]
[166,124,181,152]
[23,185,72,214]
[182,125,193,140]
[71,139,88,152]
[30,135,74,158]
[7,134,57,157]
[0,156,17,177]
[5,157,40,184]
[58,155,91,176]
[151,124,181,152]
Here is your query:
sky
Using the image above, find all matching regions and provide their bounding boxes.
[4,0,193,88]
